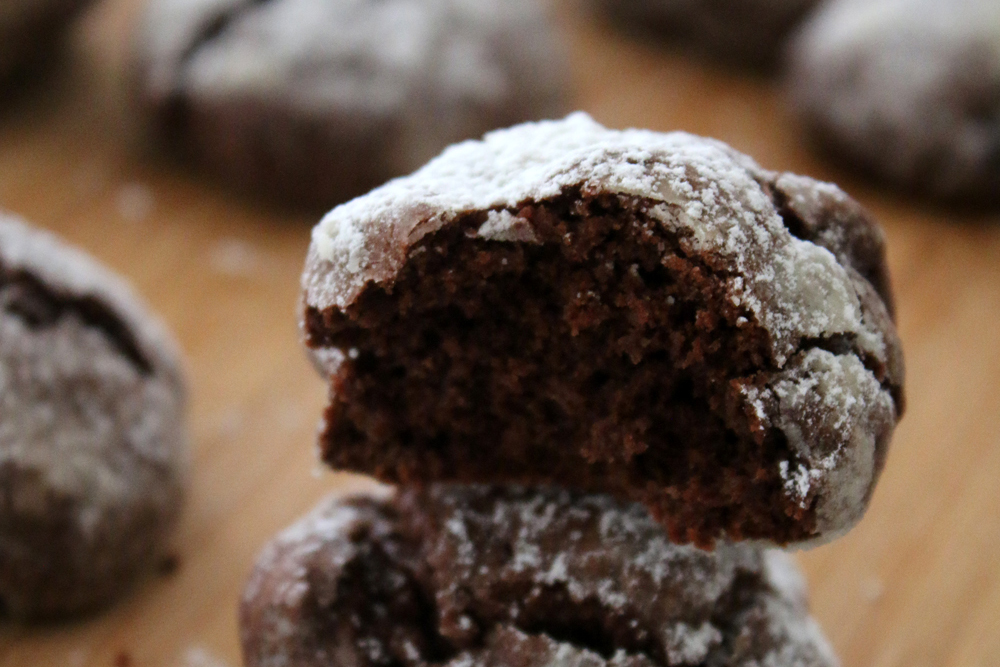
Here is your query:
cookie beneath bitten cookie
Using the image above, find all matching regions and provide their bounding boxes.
[787,0,1000,205]
[241,486,838,667]
[0,214,187,620]
[300,113,904,548]
[133,0,568,208]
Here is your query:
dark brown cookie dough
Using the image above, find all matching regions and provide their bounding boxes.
[0,214,187,620]
[0,0,91,83]
[133,0,568,209]
[300,114,904,548]
[591,0,821,68]
[241,486,838,667]
[787,0,1000,205]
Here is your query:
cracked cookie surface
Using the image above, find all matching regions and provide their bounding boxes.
[0,214,187,620]
[301,114,904,547]
[788,0,1000,205]
[240,487,838,667]
[133,0,568,208]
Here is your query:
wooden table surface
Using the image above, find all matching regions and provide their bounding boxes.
[2,2,1000,665]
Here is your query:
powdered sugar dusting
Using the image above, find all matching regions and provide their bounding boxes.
[789,0,1000,200]
[243,489,838,667]
[741,347,893,538]
[0,213,187,618]
[306,113,878,367]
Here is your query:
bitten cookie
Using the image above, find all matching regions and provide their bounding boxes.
[0,214,186,620]
[241,487,838,667]
[592,0,821,67]
[0,0,91,82]
[300,114,904,547]
[133,0,568,208]
[788,0,1000,205]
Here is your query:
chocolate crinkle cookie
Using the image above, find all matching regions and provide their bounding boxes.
[0,0,92,82]
[0,215,186,620]
[241,486,838,667]
[300,113,904,548]
[133,0,568,209]
[591,0,821,68]
[788,0,1000,205]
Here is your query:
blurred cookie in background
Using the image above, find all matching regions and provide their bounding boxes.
[788,0,1000,206]
[590,0,822,69]
[132,0,569,210]
[0,214,187,620]
[0,0,93,84]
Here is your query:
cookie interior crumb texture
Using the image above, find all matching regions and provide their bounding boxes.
[133,0,568,208]
[301,114,904,547]
[788,0,1000,204]
[0,214,187,620]
[240,488,839,667]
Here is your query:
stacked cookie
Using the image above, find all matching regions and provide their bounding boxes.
[242,114,904,665]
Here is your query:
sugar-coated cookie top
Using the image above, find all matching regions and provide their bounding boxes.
[0,214,183,379]
[307,113,886,368]
[0,213,186,517]
[140,0,563,112]
[788,0,1000,200]
[795,0,1000,56]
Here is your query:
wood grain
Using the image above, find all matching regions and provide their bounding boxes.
[2,1,999,665]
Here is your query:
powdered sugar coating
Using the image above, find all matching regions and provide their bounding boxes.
[788,0,1000,203]
[742,348,895,542]
[307,114,885,366]
[0,214,187,618]
[241,488,839,667]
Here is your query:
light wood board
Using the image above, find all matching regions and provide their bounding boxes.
[2,1,1000,665]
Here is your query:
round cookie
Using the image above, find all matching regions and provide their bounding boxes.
[241,486,838,667]
[133,0,568,209]
[0,214,187,620]
[300,113,905,548]
[591,0,821,68]
[787,0,1000,205]
[0,0,92,82]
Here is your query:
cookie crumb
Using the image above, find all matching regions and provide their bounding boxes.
[66,649,89,667]
[860,575,885,603]
[157,553,181,576]
[181,646,230,667]
[208,239,266,278]
[116,183,155,223]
